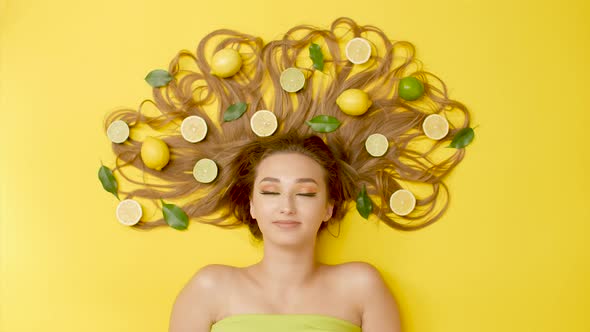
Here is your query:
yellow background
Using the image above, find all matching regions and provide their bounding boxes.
[1,0,589,331]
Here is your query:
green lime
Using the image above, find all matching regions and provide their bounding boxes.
[398,77,424,101]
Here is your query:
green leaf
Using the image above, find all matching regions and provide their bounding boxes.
[98,165,119,200]
[306,115,341,133]
[161,199,189,230]
[449,127,475,149]
[145,69,173,88]
[223,102,248,122]
[309,43,324,71]
[356,184,373,219]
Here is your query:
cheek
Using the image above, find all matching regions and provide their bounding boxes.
[250,197,273,220]
[304,199,329,218]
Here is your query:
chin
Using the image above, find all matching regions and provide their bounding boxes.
[264,231,315,246]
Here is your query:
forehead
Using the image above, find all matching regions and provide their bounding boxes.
[255,152,325,182]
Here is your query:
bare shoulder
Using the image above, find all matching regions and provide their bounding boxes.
[330,261,387,290]
[169,264,235,332]
[336,261,402,332]
[335,261,384,284]
[187,264,235,290]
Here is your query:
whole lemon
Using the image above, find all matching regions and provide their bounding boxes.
[336,89,373,116]
[141,136,170,171]
[210,48,242,78]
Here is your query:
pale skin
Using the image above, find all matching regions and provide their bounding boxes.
[169,152,402,332]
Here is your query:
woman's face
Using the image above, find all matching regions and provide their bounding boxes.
[249,152,334,244]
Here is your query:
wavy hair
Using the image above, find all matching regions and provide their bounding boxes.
[103,17,471,239]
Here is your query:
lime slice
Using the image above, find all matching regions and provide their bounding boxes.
[365,133,389,157]
[116,199,142,226]
[279,67,305,93]
[389,189,416,216]
[250,110,278,137]
[180,115,207,143]
[193,158,218,183]
[107,120,129,144]
[345,37,372,64]
[422,114,449,140]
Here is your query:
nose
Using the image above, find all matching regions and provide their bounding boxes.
[279,195,296,215]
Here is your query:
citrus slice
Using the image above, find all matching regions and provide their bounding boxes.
[279,67,305,93]
[389,189,416,216]
[107,120,129,143]
[365,133,389,157]
[116,199,143,226]
[250,110,278,137]
[210,48,242,78]
[193,158,218,183]
[180,115,207,143]
[422,114,449,140]
[345,37,372,64]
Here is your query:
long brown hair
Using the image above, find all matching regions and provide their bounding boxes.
[103,17,471,238]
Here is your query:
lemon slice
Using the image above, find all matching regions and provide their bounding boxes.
[389,189,416,216]
[365,133,389,157]
[250,110,278,137]
[279,67,305,93]
[422,114,449,140]
[193,158,218,183]
[345,37,372,64]
[180,115,207,143]
[116,199,142,226]
[107,120,129,143]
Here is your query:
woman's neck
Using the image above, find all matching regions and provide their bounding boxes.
[251,239,320,295]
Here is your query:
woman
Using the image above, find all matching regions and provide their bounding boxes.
[169,134,402,332]
[102,16,470,332]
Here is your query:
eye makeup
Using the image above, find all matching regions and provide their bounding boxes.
[258,185,318,197]
[260,191,280,195]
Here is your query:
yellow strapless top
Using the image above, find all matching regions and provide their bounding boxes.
[210,313,362,332]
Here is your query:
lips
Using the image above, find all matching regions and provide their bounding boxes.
[272,220,301,228]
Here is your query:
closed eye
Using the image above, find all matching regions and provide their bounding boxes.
[259,191,317,197]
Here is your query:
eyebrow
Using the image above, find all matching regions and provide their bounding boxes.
[259,177,318,184]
